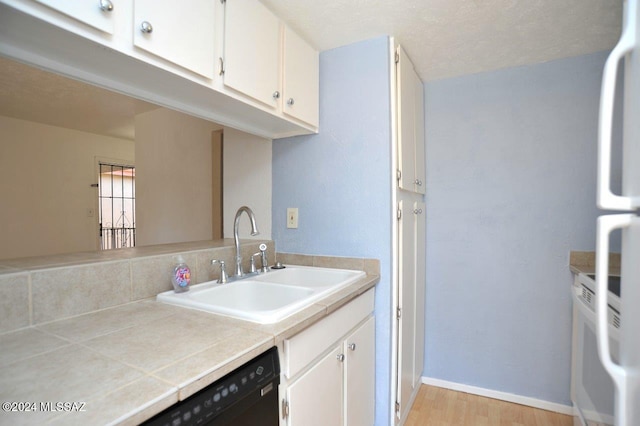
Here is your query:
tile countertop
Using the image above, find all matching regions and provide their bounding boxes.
[569,250,621,276]
[0,269,379,426]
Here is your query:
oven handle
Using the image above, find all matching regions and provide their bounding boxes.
[596,214,631,422]
[598,0,638,210]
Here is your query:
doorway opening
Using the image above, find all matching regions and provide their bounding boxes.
[98,162,136,250]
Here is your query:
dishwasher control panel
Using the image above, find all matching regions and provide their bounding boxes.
[142,347,280,426]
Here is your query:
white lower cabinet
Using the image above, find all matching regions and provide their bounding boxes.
[286,346,343,426]
[281,289,375,426]
[345,316,376,426]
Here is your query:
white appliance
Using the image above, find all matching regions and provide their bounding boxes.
[571,0,640,425]
[571,273,621,425]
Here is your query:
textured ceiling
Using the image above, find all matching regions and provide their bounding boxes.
[261,0,623,82]
[0,57,158,140]
[0,2,623,137]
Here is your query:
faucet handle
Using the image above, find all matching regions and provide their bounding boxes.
[250,253,261,274]
[211,259,228,284]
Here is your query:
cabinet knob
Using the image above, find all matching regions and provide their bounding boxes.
[413,208,423,215]
[273,91,280,100]
[99,0,113,12]
[414,179,423,186]
[140,21,153,34]
[348,343,356,351]
[336,353,345,362]
[287,98,295,106]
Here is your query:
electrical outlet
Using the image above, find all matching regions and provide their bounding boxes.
[287,208,298,229]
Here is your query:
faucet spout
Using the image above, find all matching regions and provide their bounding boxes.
[233,206,259,277]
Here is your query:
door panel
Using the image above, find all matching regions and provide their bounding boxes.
[133,0,216,78]
[397,48,416,192]
[283,26,319,126]
[397,199,417,417]
[287,346,343,426]
[345,316,375,426]
[414,201,426,383]
[224,0,280,107]
[35,0,116,33]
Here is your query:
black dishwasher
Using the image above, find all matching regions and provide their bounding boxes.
[142,347,280,426]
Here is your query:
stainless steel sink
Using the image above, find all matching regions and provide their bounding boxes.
[156,266,365,323]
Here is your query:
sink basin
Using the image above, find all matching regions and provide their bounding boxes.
[251,266,363,289]
[157,266,365,323]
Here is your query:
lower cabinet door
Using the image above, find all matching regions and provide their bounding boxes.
[345,316,375,426]
[286,346,343,426]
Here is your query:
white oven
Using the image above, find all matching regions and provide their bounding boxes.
[571,273,621,426]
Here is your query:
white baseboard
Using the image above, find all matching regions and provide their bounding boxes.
[421,377,575,416]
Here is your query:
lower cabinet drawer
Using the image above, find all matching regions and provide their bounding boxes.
[283,288,374,378]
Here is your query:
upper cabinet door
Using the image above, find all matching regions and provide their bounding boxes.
[223,0,281,108]
[133,0,216,79]
[397,46,425,194]
[414,69,425,194]
[34,0,118,34]
[283,26,319,127]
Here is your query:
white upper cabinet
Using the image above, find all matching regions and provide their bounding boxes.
[414,70,425,194]
[133,0,216,79]
[223,0,281,108]
[2,0,319,137]
[397,46,425,194]
[34,0,117,34]
[283,25,319,127]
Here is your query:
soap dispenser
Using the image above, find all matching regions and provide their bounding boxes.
[171,256,191,293]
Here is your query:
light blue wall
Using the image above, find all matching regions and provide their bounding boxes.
[272,37,393,424]
[423,51,615,405]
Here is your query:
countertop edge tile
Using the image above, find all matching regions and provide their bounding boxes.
[317,275,379,315]
[46,376,179,426]
[175,338,277,401]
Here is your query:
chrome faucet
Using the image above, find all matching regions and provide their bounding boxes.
[233,206,259,277]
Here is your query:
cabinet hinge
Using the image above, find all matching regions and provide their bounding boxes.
[282,399,289,419]
[396,307,402,320]
[395,401,400,413]
[396,168,401,181]
[397,206,402,221]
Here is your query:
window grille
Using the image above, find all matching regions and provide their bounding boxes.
[98,163,135,250]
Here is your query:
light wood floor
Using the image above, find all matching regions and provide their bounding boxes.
[405,385,574,426]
